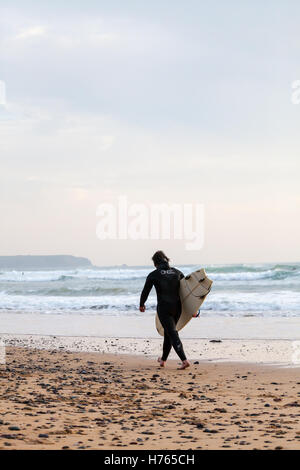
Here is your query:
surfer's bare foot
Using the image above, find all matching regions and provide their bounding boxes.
[157,357,166,367]
[178,360,190,370]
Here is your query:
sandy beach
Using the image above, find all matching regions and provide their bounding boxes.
[0,345,300,450]
[1,0,299,455]
[2,333,300,365]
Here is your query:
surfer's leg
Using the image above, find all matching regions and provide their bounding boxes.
[170,328,187,362]
[162,333,172,362]
[157,305,172,362]
[158,310,187,362]
[172,303,188,364]
[170,328,186,361]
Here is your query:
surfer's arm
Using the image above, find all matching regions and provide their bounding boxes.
[139,275,154,307]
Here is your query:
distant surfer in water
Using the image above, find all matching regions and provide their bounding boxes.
[139,251,190,370]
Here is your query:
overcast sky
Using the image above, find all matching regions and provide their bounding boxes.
[0,0,299,266]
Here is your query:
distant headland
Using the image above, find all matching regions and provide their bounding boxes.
[0,255,93,270]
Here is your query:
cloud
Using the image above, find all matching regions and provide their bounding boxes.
[15,25,46,40]
[0,2,299,263]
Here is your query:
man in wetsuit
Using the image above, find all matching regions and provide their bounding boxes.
[139,251,190,370]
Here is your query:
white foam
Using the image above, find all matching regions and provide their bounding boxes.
[2,333,299,366]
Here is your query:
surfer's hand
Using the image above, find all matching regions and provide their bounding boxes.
[139,305,146,312]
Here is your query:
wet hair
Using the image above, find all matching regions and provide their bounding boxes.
[152,250,170,267]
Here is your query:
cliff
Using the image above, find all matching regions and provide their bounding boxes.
[0,255,93,270]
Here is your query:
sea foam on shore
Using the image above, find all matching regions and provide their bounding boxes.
[2,334,299,366]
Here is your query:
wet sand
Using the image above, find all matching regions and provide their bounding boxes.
[0,347,300,450]
[2,333,299,364]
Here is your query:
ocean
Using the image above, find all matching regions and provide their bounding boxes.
[0,263,299,318]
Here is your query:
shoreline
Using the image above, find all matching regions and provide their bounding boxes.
[0,346,299,450]
[1,314,300,340]
[1,333,300,366]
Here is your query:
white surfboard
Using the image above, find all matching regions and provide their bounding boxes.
[155,268,213,336]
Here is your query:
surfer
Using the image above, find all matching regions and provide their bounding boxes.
[139,251,190,370]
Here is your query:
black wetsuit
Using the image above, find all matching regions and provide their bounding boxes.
[140,262,187,362]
